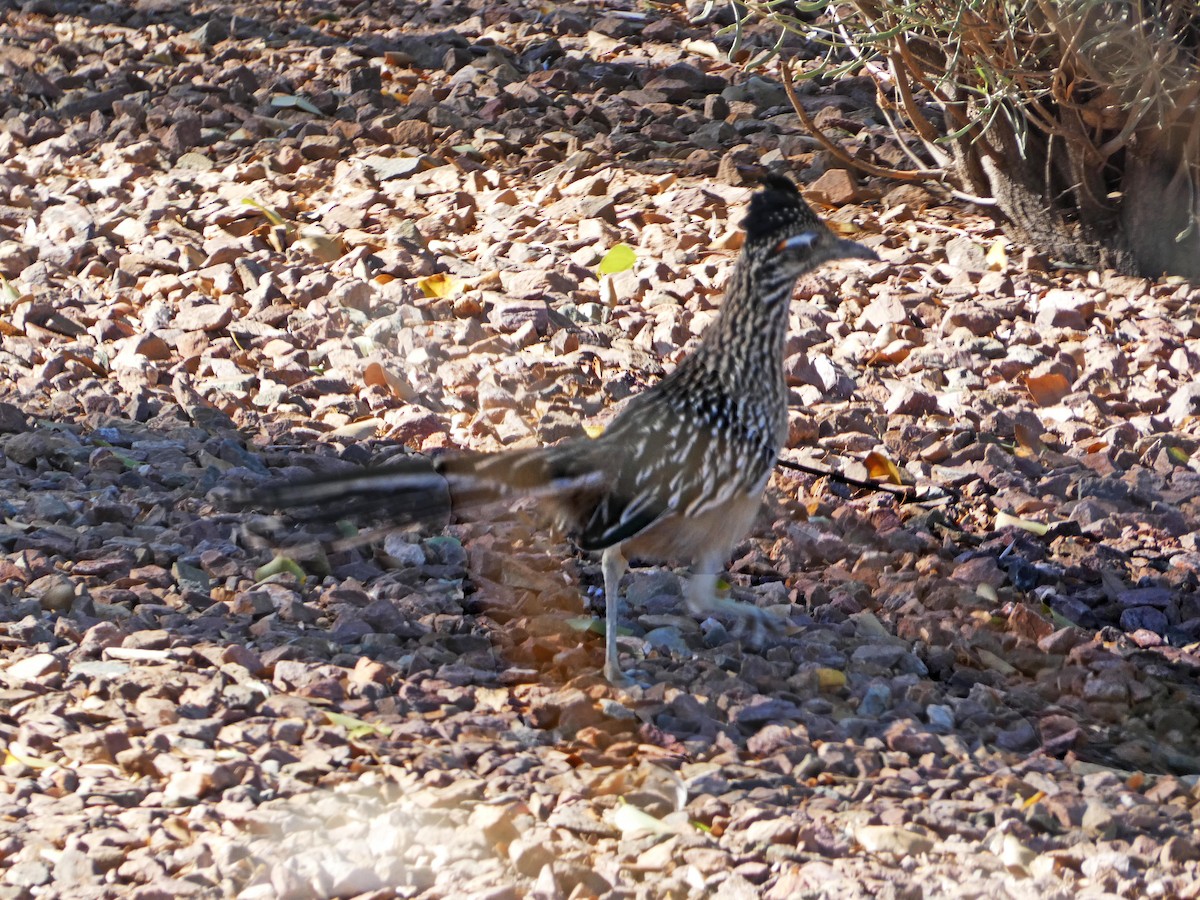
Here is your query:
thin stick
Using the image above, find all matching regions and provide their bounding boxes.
[774,456,958,505]
[781,57,929,183]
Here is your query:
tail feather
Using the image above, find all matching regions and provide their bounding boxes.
[234,440,603,532]
[233,455,452,526]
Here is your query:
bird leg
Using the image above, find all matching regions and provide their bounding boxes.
[685,555,786,647]
[601,545,630,685]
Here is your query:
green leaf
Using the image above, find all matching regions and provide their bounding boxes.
[597,243,636,276]
[325,710,393,739]
[270,93,323,116]
[254,554,306,583]
[241,198,287,228]
[0,276,19,307]
[995,511,1049,536]
[113,451,141,470]
[565,616,605,635]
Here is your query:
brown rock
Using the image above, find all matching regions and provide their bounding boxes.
[300,134,343,160]
[114,334,172,366]
[1161,835,1200,866]
[883,385,938,416]
[1038,627,1085,654]
[123,630,170,651]
[222,644,265,675]
[3,652,63,685]
[884,720,945,757]
[1036,289,1096,330]
[0,401,29,433]
[173,302,232,332]
[470,803,521,847]
[951,556,1006,589]
[349,657,392,686]
[806,168,861,206]
[488,299,549,334]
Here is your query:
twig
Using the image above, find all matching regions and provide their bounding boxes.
[781,57,929,183]
[774,456,959,505]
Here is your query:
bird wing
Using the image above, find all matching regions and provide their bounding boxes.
[571,384,777,552]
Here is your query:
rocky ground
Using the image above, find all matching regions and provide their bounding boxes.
[1,0,1199,898]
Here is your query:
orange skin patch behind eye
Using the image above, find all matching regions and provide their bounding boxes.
[775,233,817,252]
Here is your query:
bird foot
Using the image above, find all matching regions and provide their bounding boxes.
[687,595,787,648]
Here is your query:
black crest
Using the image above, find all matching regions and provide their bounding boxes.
[742,174,817,241]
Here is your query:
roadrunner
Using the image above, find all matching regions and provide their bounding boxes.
[245,175,877,683]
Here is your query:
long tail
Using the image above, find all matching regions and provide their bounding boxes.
[233,441,603,529]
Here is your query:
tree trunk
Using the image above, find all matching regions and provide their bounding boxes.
[1121,126,1200,279]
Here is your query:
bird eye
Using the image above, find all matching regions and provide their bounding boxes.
[775,232,818,253]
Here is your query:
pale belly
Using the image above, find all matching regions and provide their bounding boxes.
[620,489,765,568]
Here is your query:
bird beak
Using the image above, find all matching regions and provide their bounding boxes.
[775,232,879,262]
[834,237,879,262]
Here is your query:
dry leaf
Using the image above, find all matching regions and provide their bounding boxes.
[418,273,459,298]
[995,511,1049,535]
[1013,422,1047,455]
[609,802,675,836]
[864,451,903,485]
[297,228,345,263]
[1023,371,1071,407]
[363,362,417,401]
[976,647,1018,674]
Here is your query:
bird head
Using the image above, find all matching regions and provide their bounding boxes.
[741,174,878,280]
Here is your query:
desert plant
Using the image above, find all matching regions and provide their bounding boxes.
[733,0,1200,278]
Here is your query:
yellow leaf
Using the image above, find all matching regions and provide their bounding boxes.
[417,273,459,298]
[995,511,1049,536]
[3,745,55,769]
[241,198,287,228]
[864,451,903,485]
[582,424,606,439]
[1167,446,1190,465]
[1022,790,1046,809]
[815,668,846,689]
[597,243,636,276]
[828,220,866,237]
[985,240,1008,270]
